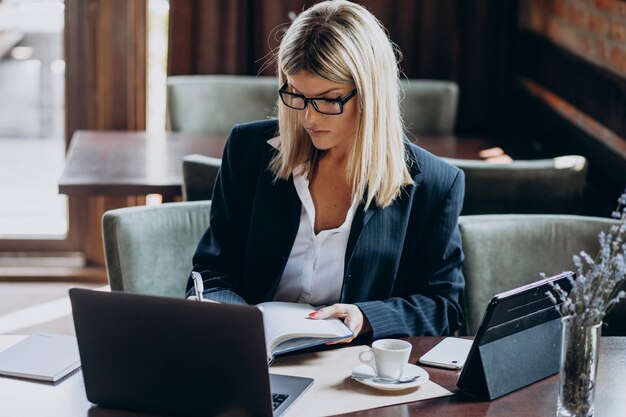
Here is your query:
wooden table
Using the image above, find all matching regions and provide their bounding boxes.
[59,130,228,200]
[58,130,499,200]
[0,336,623,417]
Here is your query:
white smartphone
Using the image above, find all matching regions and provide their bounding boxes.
[418,337,473,370]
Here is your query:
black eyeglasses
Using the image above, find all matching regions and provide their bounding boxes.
[278,81,358,115]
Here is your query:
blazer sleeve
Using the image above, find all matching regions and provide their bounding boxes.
[355,169,465,338]
[184,124,251,304]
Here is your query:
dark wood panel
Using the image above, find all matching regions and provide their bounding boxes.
[166,0,197,76]
[456,0,519,133]
[64,0,147,266]
[65,0,147,140]
[516,91,625,215]
[519,30,626,140]
[65,0,90,149]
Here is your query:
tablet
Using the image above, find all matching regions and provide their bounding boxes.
[456,271,573,400]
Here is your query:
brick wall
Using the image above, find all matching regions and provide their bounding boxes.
[519,0,626,167]
[520,0,626,77]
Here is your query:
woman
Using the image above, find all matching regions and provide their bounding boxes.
[186,0,465,342]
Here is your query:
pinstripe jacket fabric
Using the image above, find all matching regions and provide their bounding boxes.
[186,119,465,338]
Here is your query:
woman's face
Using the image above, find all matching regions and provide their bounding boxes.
[285,71,358,158]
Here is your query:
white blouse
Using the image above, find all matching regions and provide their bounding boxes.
[274,167,357,306]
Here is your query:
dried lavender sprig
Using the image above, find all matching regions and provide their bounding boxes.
[546,187,626,326]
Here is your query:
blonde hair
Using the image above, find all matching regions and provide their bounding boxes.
[269,0,413,209]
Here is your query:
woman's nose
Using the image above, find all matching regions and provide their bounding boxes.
[303,105,321,123]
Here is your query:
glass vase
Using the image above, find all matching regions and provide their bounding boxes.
[556,317,602,417]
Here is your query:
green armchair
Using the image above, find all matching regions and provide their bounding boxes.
[102,201,211,297]
[459,214,624,336]
[167,75,278,134]
[182,154,221,201]
[445,155,588,215]
[400,79,459,135]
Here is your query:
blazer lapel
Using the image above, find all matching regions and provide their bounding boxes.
[345,140,423,265]
[243,169,301,303]
[341,141,424,301]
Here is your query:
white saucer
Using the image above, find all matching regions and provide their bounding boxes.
[351,363,429,391]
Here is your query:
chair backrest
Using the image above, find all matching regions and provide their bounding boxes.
[459,214,624,336]
[168,76,457,135]
[181,154,222,201]
[167,75,278,134]
[445,155,588,215]
[400,79,459,135]
[102,201,211,297]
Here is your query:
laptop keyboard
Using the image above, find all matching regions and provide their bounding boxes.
[272,393,290,410]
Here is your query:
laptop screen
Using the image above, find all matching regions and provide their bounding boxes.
[69,289,312,417]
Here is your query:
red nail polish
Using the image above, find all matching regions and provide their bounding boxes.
[308,312,317,317]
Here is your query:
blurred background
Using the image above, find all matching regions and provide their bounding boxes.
[0,0,624,334]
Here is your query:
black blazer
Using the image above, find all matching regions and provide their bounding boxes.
[187,119,465,338]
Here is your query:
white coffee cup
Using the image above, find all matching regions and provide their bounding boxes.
[358,339,412,380]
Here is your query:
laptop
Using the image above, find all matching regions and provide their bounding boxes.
[456,272,573,400]
[69,288,313,417]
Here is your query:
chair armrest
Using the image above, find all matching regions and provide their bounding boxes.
[102,201,212,297]
[181,154,222,201]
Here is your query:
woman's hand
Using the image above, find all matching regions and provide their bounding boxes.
[309,303,372,344]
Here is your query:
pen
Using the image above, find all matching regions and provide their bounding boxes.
[191,271,204,302]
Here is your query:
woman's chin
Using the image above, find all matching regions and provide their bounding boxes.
[308,135,333,150]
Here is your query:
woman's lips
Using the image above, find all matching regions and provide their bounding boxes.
[306,127,330,137]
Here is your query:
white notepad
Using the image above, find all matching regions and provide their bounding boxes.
[0,333,81,382]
